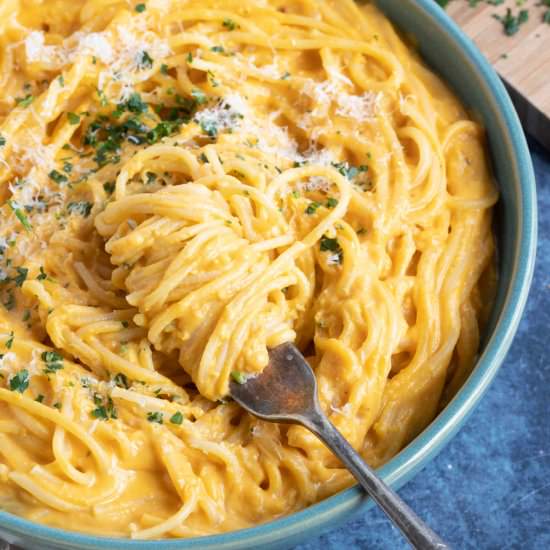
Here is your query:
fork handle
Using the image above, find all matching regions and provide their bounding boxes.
[304,411,451,550]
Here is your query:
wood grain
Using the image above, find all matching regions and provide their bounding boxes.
[446,0,550,149]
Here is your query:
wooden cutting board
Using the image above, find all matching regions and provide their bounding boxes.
[446,0,550,150]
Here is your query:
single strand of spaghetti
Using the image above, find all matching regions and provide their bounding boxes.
[8,472,86,512]
[52,425,96,487]
[9,405,51,440]
[0,389,109,470]
[73,262,128,309]
[114,145,199,199]
[130,489,198,540]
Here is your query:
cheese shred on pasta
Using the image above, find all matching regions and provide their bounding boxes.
[0,0,497,539]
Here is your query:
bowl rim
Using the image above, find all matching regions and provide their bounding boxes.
[0,0,537,548]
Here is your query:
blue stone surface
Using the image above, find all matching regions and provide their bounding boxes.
[295,141,550,550]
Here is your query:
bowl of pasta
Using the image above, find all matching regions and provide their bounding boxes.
[0,0,536,548]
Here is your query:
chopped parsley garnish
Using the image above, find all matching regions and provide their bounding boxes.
[191,88,208,105]
[97,88,109,106]
[48,170,68,185]
[35,394,45,403]
[67,201,93,217]
[200,119,219,137]
[37,266,47,280]
[135,2,146,12]
[9,369,29,393]
[113,372,130,389]
[5,331,14,349]
[305,201,321,215]
[231,371,247,384]
[84,93,197,166]
[7,200,32,232]
[493,8,529,36]
[222,18,238,30]
[3,289,15,311]
[53,402,62,410]
[160,63,169,75]
[125,92,149,114]
[326,197,338,208]
[14,267,28,287]
[67,112,81,125]
[137,50,153,70]
[103,181,116,195]
[0,135,5,146]
[15,95,34,108]
[320,235,343,264]
[331,162,368,180]
[210,45,225,53]
[58,75,65,86]
[91,393,117,420]
[41,350,63,374]
[63,162,73,173]
[147,411,164,423]
[169,411,184,425]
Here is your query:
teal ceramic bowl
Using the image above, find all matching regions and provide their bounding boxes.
[0,0,537,549]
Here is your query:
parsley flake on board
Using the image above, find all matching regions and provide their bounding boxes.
[493,8,529,36]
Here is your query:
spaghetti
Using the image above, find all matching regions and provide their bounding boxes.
[0,0,497,539]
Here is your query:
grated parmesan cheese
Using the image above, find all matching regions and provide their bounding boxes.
[25,31,63,65]
[301,78,380,123]
[194,92,341,167]
[336,91,380,121]
[300,176,331,193]
[77,33,114,64]
[98,25,172,101]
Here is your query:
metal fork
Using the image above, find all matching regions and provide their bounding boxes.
[230,342,450,549]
